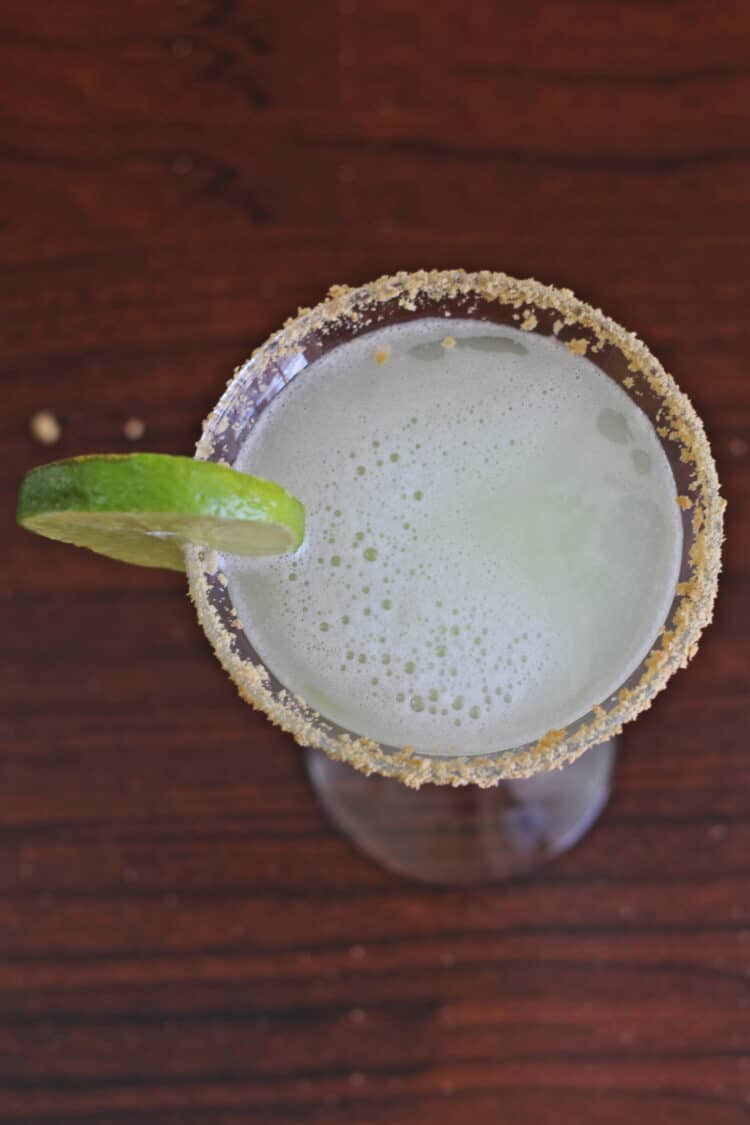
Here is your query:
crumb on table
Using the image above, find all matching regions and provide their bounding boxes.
[29,410,61,445]
[123,416,146,441]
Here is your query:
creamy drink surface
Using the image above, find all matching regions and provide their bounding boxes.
[223,319,683,755]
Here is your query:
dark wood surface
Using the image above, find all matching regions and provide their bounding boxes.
[2,2,749,1122]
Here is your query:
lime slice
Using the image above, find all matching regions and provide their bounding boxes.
[17,454,305,571]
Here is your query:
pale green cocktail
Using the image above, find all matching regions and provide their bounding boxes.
[224,318,682,756]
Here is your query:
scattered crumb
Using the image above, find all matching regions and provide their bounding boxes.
[567,337,589,356]
[123,416,146,441]
[623,375,635,388]
[520,311,538,332]
[29,409,61,445]
[552,319,563,335]
[677,495,693,510]
[327,284,351,300]
[373,347,390,366]
[440,335,456,349]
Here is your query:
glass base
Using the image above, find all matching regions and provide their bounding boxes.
[306,740,618,884]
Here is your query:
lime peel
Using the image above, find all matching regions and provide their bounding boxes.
[17,453,305,571]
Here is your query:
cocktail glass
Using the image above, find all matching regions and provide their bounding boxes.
[186,271,722,884]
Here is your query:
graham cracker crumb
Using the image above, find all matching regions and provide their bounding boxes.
[123,416,146,441]
[29,410,61,445]
[567,337,589,356]
[441,335,456,349]
[374,347,390,366]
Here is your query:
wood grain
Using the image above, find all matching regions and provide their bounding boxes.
[1,2,749,1122]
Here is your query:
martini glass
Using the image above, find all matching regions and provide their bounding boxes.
[186,271,723,884]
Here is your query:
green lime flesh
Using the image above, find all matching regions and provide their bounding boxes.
[17,454,305,571]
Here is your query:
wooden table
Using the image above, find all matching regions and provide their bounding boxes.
[2,3,749,1122]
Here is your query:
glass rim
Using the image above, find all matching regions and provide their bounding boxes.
[186,269,724,787]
